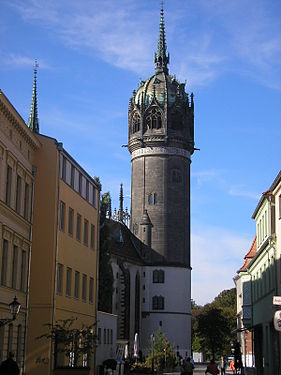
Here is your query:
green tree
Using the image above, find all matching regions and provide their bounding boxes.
[145,330,176,371]
[192,289,237,360]
[37,318,96,368]
[195,306,229,359]
[98,192,114,312]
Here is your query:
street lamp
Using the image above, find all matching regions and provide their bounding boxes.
[0,296,21,327]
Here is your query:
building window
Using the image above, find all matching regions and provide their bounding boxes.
[82,274,87,301]
[104,329,106,345]
[66,267,72,297]
[76,214,81,241]
[148,193,157,205]
[6,166,12,206]
[153,269,165,283]
[59,201,65,231]
[12,246,18,289]
[1,240,8,286]
[24,183,30,220]
[90,224,95,249]
[74,271,80,299]
[145,108,162,130]
[92,188,97,208]
[20,251,27,291]
[71,165,75,188]
[16,324,22,364]
[68,208,74,236]
[152,296,164,310]
[16,175,22,214]
[110,329,113,344]
[132,113,140,133]
[89,277,94,304]
[62,156,66,181]
[79,173,82,194]
[86,180,89,201]
[57,263,63,294]
[84,219,88,246]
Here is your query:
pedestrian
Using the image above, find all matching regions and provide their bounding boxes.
[0,352,20,375]
[180,358,185,375]
[230,358,235,374]
[205,359,219,375]
[184,357,194,375]
[190,357,195,368]
[218,356,227,374]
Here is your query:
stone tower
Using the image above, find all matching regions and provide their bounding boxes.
[128,4,194,267]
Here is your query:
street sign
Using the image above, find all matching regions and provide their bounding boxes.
[273,296,281,305]
[274,311,281,332]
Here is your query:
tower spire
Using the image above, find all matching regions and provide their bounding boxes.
[118,183,124,222]
[27,60,39,133]
[155,0,169,74]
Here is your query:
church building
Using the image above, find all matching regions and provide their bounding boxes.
[108,3,195,359]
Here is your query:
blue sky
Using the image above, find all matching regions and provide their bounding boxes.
[1,0,281,305]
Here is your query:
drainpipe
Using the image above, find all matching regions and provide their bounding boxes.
[50,142,62,373]
[94,186,101,373]
[22,165,36,374]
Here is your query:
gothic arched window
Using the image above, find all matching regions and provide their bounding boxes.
[132,113,140,133]
[153,269,165,283]
[152,295,165,310]
[145,107,162,131]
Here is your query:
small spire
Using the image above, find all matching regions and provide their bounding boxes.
[118,183,124,222]
[27,60,39,133]
[154,0,169,74]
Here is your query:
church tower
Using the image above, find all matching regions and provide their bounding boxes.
[128,3,194,267]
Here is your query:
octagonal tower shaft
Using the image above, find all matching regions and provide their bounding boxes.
[128,5,194,267]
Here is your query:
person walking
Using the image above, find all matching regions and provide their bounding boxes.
[218,356,227,374]
[184,357,194,375]
[205,359,219,375]
[230,358,235,374]
[0,352,20,375]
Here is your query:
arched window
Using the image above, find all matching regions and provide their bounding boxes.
[153,269,165,283]
[132,113,140,133]
[145,108,162,131]
[152,295,165,310]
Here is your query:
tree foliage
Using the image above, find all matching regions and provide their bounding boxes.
[192,288,236,360]
[145,330,176,371]
[98,192,114,313]
[37,318,96,368]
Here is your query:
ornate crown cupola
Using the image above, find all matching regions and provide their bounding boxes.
[155,1,170,74]
[27,60,39,133]
[128,2,194,155]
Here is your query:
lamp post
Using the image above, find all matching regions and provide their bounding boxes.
[151,334,155,374]
[0,296,21,327]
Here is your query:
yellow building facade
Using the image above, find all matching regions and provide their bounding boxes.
[0,90,40,371]
[26,134,100,375]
